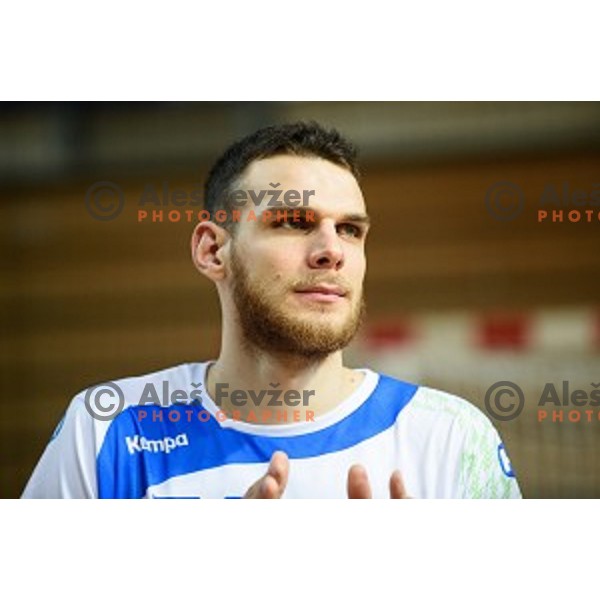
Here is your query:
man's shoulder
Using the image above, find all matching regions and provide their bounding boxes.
[72,361,210,409]
[375,372,493,432]
[412,384,489,424]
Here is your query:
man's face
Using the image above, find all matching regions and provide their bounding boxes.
[224,155,369,359]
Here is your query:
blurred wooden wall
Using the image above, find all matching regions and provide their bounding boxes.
[2,150,599,497]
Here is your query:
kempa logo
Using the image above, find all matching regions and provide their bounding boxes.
[125,433,189,455]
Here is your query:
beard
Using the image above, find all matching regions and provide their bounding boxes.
[229,247,366,360]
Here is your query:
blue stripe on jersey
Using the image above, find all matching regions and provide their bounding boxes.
[96,374,418,498]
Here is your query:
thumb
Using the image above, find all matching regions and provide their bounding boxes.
[244,451,289,499]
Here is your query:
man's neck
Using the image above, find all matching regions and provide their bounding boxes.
[205,348,365,424]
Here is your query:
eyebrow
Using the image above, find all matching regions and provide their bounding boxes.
[292,207,371,226]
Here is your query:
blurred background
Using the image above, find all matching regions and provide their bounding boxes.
[1,101,599,498]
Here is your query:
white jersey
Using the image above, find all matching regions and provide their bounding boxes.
[22,362,521,499]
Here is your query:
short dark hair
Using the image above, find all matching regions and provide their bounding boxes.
[204,121,360,231]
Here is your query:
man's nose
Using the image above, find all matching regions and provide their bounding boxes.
[307,222,344,269]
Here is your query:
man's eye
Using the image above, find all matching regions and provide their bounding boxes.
[337,223,363,238]
[276,218,311,230]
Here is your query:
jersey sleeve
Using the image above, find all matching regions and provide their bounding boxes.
[21,394,98,499]
[457,409,522,499]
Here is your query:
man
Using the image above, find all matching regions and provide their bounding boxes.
[23,122,521,499]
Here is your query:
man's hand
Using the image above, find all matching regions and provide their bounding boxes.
[243,453,410,499]
[347,464,411,499]
[244,451,289,498]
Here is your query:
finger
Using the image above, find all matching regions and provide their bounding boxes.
[267,450,289,493]
[389,469,411,499]
[244,470,280,499]
[347,464,372,499]
[244,451,289,499]
[258,474,281,499]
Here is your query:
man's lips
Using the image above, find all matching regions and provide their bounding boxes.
[295,284,347,297]
[294,284,348,303]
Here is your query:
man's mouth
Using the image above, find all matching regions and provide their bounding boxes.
[295,284,348,303]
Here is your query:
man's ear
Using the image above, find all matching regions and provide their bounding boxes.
[191,220,230,281]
